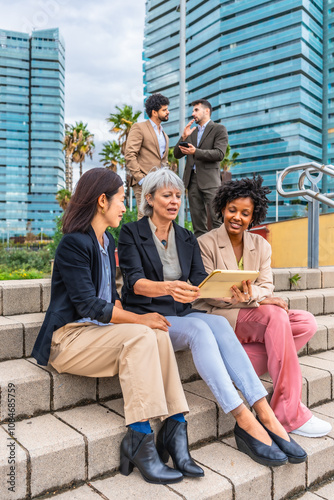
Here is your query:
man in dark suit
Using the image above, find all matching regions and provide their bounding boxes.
[174,99,228,237]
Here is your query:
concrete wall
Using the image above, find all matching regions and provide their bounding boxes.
[267,212,334,268]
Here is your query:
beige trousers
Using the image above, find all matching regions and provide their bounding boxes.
[132,183,144,220]
[49,322,189,425]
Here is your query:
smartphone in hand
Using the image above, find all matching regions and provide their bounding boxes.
[179,141,190,147]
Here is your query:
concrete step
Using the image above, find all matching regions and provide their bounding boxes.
[272,267,334,292]
[2,394,334,500]
[0,386,217,499]
[0,269,333,319]
[0,279,50,316]
[276,288,334,316]
[1,350,334,434]
[0,354,197,423]
[1,309,333,364]
[0,313,45,361]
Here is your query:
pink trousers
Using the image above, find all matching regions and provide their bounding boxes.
[235,305,317,432]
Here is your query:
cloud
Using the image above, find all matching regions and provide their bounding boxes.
[2,0,146,164]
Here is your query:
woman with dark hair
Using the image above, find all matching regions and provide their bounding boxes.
[31,168,202,485]
[118,167,308,468]
[195,175,331,437]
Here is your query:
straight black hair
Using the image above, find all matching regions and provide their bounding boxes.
[62,168,123,234]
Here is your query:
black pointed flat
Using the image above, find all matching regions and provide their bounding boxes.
[256,417,307,464]
[234,422,288,467]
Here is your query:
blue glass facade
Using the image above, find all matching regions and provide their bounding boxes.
[325,1,334,165]
[143,0,326,221]
[0,28,65,236]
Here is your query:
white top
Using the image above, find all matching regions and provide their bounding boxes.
[148,218,182,281]
[149,118,167,158]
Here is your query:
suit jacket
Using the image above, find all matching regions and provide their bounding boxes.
[194,224,274,329]
[118,217,208,317]
[174,121,228,190]
[125,120,169,186]
[31,228,119,366]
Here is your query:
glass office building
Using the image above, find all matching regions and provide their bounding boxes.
[0,28,65,236]
[143,0,327,221]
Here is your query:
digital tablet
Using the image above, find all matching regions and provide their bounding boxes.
[198,269,260,298]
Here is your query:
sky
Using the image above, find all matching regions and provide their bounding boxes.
[2,0,147,183]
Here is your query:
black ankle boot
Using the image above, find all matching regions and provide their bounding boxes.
[157,419,204,477]
[120,427,183,484]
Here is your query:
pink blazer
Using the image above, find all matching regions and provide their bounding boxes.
[195,224,274,329]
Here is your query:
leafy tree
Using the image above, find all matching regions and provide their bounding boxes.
[63,122,95,178]
[25,221,36,245]
[107,105,141,155]
[168,147,179,173]
[48,215,63,259]
[107,207,138,247]
[220,144,241,172]
[56,189,72,211]
[99,140,125,171]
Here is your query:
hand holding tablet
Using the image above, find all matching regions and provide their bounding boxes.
[198,270,259,299]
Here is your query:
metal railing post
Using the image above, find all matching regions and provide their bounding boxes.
[308,194,319,269]
[178,0,186,227]
[276,162,334,269]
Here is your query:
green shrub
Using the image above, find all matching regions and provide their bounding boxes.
[48,215,63,259]
[0,268,46,280]
[107,207,138,246]
[0,247,51,274]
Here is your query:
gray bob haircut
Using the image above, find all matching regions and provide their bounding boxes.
[140,167,185,217]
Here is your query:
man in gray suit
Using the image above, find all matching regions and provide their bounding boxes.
[174,99,228,237]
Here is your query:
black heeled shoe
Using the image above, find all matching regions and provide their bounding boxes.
[156,419,204,477]
[256,417,307,464]
[120,427,183,484]
[234,422,288,467]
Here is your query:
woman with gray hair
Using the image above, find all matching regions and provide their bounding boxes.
[118,168,307,468]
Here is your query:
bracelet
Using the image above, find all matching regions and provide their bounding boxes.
[247,296,256,305]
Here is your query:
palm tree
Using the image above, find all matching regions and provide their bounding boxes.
[107,105,141,155]
[220,144,241,172]
[99,140,125,171]
[63,122,95,179]
[56,189,72,210]
[62,124,77,191]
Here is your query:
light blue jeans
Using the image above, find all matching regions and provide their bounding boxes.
[166,312,267,414]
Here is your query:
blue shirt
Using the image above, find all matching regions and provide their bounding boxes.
[193,119,211,171]
[77,233,113,326]
[197,119,211,145]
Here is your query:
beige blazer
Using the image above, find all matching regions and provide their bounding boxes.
[194,224,274,329]
[125,120,169,186]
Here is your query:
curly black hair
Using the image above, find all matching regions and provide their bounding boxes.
[213,175,271,228]
[145,93,170,118]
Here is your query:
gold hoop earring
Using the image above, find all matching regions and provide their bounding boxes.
[101,208,105,215]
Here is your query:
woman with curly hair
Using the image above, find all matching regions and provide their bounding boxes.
[195,175,331,438]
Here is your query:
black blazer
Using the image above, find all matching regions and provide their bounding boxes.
[174,121,228,190]
[118,217,208,317]
[32,227,119,366]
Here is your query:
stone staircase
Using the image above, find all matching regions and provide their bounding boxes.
[1,270,334,499]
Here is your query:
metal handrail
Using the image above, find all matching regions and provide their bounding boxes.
[277,162,334,207]
[276,162,334,268]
